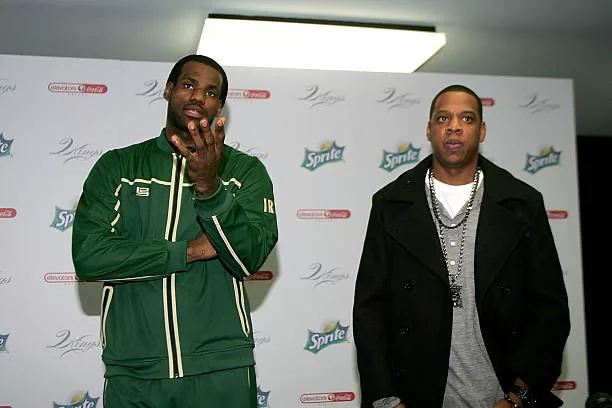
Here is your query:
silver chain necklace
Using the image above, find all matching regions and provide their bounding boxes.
[428,167,481,308]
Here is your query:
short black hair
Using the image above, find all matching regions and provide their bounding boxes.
[166,54,228,106]
[429,84,483,122]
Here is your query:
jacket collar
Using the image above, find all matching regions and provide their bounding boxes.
[156,128,176,154]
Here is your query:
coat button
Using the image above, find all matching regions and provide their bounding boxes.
[500,285,512,296]
[403,280,415,290]
[399,327,409,336]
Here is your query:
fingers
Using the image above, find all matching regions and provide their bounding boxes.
[192,117,225,152]
[189,121,207,151]
[197,118,215,147]
[173,117,226,159]
[170,134,191,158]
[213,117,226,153]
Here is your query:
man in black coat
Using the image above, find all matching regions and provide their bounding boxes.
[353,84,570,408]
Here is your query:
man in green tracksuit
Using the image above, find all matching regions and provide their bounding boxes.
[72,54,278,407]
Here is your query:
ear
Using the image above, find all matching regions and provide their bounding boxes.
[426,121,432,141]
[163,82,173,101]
[479,122,487,143]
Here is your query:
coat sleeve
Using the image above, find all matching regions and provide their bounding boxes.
[353,194,397,405]
[509,191,571,393]
[71,151,187,282]
[193,158,278,279]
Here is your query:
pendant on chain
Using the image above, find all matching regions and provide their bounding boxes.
[429,167,481,310]
[449,283,463,308]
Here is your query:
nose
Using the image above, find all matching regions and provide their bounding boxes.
[189,88,207,102]
[447,115,462,133]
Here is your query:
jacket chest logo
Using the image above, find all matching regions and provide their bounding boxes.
[136,186,150,197]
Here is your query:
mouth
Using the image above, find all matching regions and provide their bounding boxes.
[445,140,463,150]
[183,105,204,119]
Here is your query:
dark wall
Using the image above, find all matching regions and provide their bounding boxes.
[577,136,612,396]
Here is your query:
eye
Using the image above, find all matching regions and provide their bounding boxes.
[206,90,218,98]
[436,114,448,122]
[183,82,194,89]
[462,115,474,123]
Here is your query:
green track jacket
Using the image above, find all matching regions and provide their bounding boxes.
[72,129,278,379]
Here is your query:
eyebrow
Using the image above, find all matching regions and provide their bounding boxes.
[435,109,478,116]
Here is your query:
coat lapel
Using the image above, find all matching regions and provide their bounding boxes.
[378,155,534,292]
[382,158,449,283]
[474,157,532,299]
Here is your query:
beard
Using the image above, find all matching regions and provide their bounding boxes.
[166,99,192,132]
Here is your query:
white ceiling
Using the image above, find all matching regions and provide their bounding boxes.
[1,0,611,136]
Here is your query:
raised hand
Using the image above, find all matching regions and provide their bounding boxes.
[170,117,226,198]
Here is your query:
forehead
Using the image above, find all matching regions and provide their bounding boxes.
[434,91,479,113]
[177,61,222,86]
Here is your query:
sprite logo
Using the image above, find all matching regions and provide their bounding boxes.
[0,333,9,352]
[0,133,13,158]
[304,321,349,354]
[380,143,420,172]
[257,386,270,407]
[53,392,99,408]
[524,146,561,174]
[50,206,76,231]
[301,141,345,171]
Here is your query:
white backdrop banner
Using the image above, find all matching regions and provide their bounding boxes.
[0,54,587,408]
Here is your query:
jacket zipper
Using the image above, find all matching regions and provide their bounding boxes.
[164,154,184,378]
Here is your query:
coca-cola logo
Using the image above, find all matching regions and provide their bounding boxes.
[227,89,270,99]
[300,392,355,403]
[44,272,80,283]
[553,380,576,390]
[297,209,351,219]
[245,270,274,281]
[547,210,568,219]
[0,208,16,218]
[481,97,495,107]
[48,82,108,94]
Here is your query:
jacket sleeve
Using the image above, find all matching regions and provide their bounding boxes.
[509,191,571,393]
[352,194,397,405]
[71,151,187,282]
[193,158,278,278]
